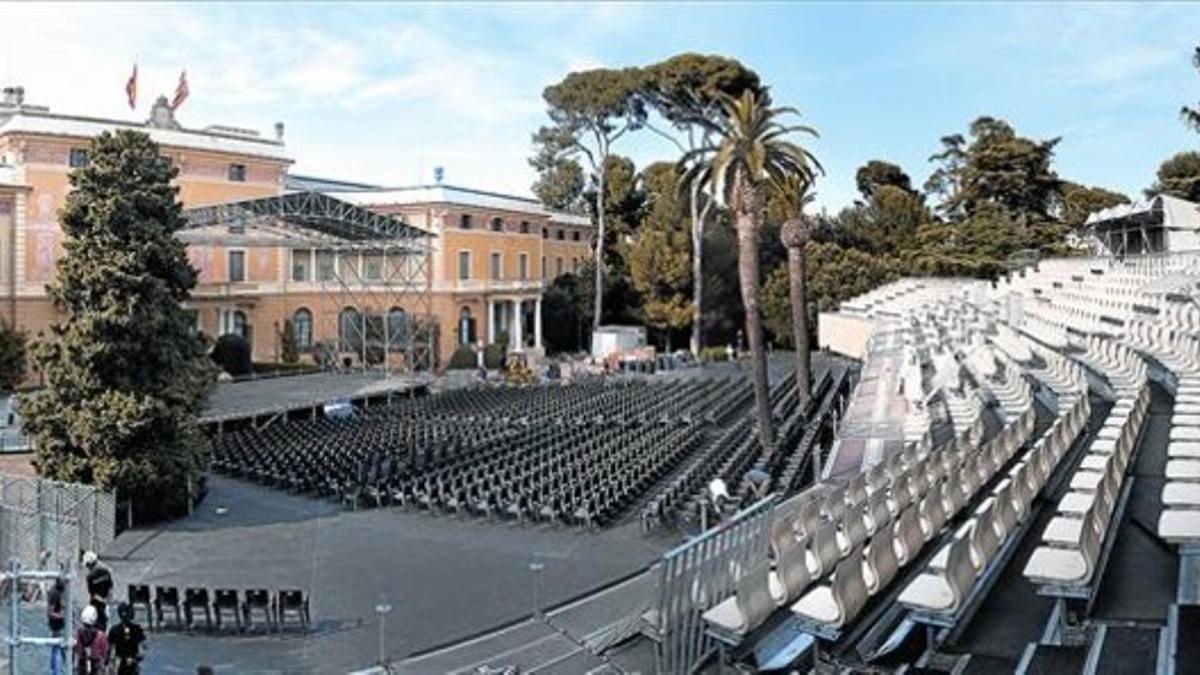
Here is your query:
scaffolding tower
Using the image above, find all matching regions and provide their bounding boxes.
[183,191,434,376]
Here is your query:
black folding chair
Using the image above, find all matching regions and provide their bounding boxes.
[154,586,182,630]
[183,587,212,630]
[274,589,310,632]
[242,588,273,631]
[212,588,242,631]
[127,584,153,628]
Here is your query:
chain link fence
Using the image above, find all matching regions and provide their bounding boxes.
[0,473,116,570]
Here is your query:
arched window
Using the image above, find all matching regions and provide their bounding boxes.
[339,307,361,350]
[458,306,475,345]
[293,308,313,349]
[388,307,408,349]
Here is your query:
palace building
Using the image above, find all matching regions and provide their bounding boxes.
[0,86,591,369]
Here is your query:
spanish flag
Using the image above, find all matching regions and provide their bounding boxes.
[125,64,137,110]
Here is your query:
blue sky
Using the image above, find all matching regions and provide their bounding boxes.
[1,2,1197,211]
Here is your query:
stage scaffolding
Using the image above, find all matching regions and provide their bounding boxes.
[183,191,434,376]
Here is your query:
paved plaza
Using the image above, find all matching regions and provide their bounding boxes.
[96,475,676,672]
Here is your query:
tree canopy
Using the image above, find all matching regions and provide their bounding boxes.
[624,162,693,348]
[854,160,915,200]
[641,54,761,140]
[1059,182,1129,230]
[530,126,585,212]
[762,241,896,347]
[1149,152,1200,202]
[535,67,647,329]
[21,130,214,522]
[926,117,1062,224]
[1183,45,1200,133]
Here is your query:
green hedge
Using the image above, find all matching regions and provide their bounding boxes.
[211,334,253,376]
[252,361,315,376]
[483,343,507,370]
[698,346,730,363]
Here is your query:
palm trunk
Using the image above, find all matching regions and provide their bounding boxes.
[787,243,811,407]
[734,180,776,454]
[689,188,705,356]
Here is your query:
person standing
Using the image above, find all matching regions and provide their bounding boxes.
[73,605,109,675]
[83,550,113,630]
[46,576,67,675]
[107,602,147,675]
[744,466,772,502]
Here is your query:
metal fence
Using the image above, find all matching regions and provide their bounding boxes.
[0,473,116,570]
[653,495,777,674]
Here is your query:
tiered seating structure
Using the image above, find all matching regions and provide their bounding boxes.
[693,253,1200,671]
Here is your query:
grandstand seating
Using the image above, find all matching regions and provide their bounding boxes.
[697,251,1200,671]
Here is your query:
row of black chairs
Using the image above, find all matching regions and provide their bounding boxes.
[126,583,310,633]
[212,377,753,528]
[640,365,852,531]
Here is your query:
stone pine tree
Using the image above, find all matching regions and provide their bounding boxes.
[534,68,645,330]
[21,129,215,522]
[641,55,760,356]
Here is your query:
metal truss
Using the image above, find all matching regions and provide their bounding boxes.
[318,242,435,376]
[182,191,435,377]
[184,190,427,242]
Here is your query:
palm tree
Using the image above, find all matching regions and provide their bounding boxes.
[776,175,820,408]
[680,89,820,454]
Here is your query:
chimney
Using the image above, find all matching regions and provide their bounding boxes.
[1,87,16,106]
[274,121,285,143]
[13,87,24,105]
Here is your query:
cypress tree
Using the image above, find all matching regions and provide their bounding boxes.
[280,319,299,365]
[21,130,215,521]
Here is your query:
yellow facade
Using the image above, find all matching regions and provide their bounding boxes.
[0,98,592,368]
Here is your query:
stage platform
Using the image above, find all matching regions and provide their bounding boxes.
[201,371,431,426]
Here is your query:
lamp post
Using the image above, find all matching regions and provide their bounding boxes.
[529,560,545,620]
[374,601,393,668]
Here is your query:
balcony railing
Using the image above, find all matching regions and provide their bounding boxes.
[444,279,545,294]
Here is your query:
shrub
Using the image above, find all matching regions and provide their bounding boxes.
[698,346,729,363]
[483,343,507,370]
[211,334,253,376]
[447,346,478,370]
[483,331,509,370]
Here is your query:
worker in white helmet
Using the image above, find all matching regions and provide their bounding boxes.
[83,550,113,630]
[73,604,109,674]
